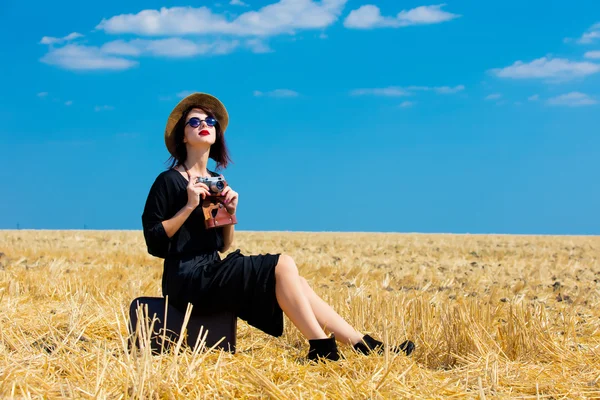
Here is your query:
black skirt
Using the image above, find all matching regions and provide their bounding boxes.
[162,249,284,338]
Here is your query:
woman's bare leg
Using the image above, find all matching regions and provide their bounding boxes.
[274,255,328,340]
[299,277,364,345]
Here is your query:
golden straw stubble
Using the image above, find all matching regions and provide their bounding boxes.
[0,230,599,398]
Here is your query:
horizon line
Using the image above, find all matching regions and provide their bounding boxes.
[0,228,598,238]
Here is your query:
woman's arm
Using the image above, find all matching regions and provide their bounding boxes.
[162,205,195,238]
[218,183,238,253]
[142,173,210,257]
[141,176,172,258]
[160,171,212,238]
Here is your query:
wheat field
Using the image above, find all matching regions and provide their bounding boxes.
[0,230,599,399]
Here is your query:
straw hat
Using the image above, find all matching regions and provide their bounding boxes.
[164,92,229,157]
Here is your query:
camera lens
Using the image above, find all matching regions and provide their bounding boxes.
[216,181,225,191]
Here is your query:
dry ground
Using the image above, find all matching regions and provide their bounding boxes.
[0,230,599,399]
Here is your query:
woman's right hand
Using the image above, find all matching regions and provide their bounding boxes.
[186,176,211,209]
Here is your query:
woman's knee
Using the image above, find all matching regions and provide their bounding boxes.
[275,254,298,278]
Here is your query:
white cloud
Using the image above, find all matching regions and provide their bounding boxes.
[547,92,597,107]
[254,89,299,97]
[245,38,272,53]
[95,1,348,37]
[434,85,465,94]
[344,4,460,29]
[96,7,228,36]
[576,22,600,44]
[490,56,600,82]
[42,1,460,72]
[351,84,464,97]
[40,37,243,71]
[94,105,114,111]
[40,32,83,45]
[584,51,600,59]
[40,44,139,71]
[399,101,414,108]
[580,32,600,44]
[485,93,502,100]
[102,38,240,58]
[528,94,539,101]
[37,92,48,97]
[100,40,143,56]
[152,38,238,56]
[351,87,411,97]
[407,85,465,94]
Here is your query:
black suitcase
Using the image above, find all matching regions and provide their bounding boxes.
[128,296,237,354]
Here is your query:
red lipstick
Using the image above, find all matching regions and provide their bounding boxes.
[200,130,210,136]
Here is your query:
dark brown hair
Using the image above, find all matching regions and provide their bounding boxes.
[166,105,232,170]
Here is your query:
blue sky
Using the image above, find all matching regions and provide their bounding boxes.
[1,0,599,234]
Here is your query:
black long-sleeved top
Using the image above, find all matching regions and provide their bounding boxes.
[141,168,224,259]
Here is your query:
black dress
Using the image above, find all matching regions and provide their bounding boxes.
[141,168,284,337]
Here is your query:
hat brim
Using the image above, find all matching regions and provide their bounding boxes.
[164,92,229,157]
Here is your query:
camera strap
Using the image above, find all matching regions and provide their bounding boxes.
[181,162,214,180]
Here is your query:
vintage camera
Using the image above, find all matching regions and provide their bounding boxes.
[196,176,227,195]
[196,175,237,229]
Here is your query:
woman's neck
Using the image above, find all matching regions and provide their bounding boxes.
[182,147,211,177]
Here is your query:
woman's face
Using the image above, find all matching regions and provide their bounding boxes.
[183,108,217,148]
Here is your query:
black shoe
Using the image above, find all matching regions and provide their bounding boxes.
[307,334,341,362]
[353,334,415,356]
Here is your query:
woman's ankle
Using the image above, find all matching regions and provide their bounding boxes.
[350,332,366,346]
[308,333,330,340]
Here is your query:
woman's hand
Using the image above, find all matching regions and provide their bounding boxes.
[219,186,239,214]
[186,175,211,209]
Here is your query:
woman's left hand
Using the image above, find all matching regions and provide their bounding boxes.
[220,186,238,214]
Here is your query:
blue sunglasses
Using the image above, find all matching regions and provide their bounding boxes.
[186,116,217,128]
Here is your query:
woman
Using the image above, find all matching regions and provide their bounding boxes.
[141,92,415,362]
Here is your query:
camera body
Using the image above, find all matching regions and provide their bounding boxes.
[196,175,237,229]
[196,176,227,195]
